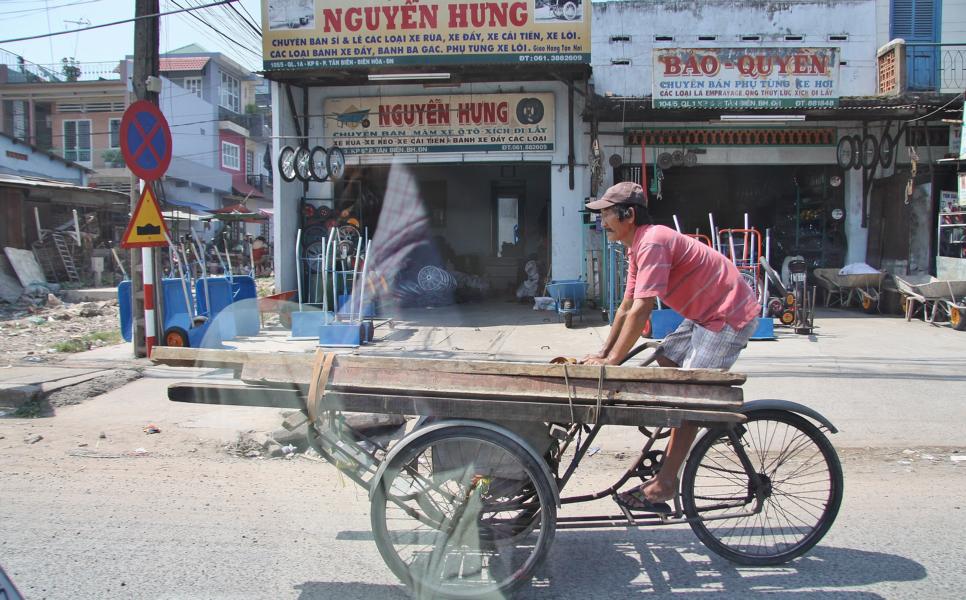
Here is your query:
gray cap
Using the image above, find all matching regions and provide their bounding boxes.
[585,181,647,212]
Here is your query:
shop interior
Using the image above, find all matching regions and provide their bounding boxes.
[297,163,551,308]
[618,164,849,270]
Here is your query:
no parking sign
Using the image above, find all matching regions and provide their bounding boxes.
[120,100,172,180]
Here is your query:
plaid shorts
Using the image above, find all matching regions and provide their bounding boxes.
[659,318,757,369]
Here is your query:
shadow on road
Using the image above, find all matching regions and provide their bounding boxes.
[306,528,924,599]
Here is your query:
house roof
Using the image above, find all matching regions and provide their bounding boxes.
[0,173,129,208]
[0,132,93,173]
[159,57,210,72]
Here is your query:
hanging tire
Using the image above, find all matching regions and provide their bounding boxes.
[860,134,879,171]
[370,424,556,599]
[682,410,843,566]
[294,146,312,182]
[163,327,189,348]
[326,145,346,181]
[278,146,297,182]
[879,132,895,168]
[309,146,329,182]
[835,136,855,170]
[951,306,966,331]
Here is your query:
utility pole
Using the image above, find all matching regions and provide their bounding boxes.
[130,0,160,357]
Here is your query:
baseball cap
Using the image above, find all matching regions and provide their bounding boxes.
[585,181,648,212]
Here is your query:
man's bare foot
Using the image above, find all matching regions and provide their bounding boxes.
[642,478,679,502]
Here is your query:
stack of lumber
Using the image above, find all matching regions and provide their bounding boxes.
[152,347,746,427]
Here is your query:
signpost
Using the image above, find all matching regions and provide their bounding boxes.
[120,100,172,356]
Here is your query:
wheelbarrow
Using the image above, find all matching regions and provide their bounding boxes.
[258,290,297,328]
[546,279,588,328]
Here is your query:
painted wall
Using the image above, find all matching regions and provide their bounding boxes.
[592,0,878,98]
[942,0,966,42]
[0,134,87,184]
[272,80,587,293]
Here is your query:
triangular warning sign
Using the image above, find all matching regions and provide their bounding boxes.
[121,185,171,248]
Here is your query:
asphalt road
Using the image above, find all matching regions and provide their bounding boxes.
[1,309,964,599]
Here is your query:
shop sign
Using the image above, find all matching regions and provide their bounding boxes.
[652,47,840,109]
[324,93,555,154]
[262,0,590,70]
[959,174,966,206]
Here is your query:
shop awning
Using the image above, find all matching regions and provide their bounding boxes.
[161,196,212,213]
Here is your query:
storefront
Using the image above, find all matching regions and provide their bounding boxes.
[262,1,592,311]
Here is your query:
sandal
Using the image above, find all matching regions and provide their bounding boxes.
[614,487,672,514]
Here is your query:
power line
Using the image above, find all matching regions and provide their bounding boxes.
[0,0,237,44]
[169,0,260,59]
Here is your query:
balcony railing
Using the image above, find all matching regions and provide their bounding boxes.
[246,174,271,191]
[878,39,966,95]
[0,49,121,83]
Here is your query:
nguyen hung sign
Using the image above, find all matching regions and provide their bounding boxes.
[262,0,590,70]
[652,48,840,109]
[324,93,555,154]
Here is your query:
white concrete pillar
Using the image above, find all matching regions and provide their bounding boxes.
[844,168,867,265]
[550,164,587,280]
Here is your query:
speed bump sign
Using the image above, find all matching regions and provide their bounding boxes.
[121,185,170,248]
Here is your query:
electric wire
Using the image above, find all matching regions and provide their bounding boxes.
[0,0,238,44]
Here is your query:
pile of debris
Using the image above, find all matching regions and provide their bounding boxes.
[0,295,121,360]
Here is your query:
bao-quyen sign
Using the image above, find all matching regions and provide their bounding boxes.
[324,93,555,154]
[652,47,840,109]
[262,0,590,70]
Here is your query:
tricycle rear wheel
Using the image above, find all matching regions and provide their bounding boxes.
[370,425,556,599]
[681,410,842,566]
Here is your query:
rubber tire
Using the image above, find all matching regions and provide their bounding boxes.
[309,146,329,182]
[780,311,795,325]
[951,306,966,331]
[682,410,843,566]
[163,327,189,347]
[370,425,557,599]
[277,146,297,182]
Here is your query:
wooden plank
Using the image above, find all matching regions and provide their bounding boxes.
[341,355,747,385]
[166,382,744,427]
[3,247,47,287]
[239,363,742,409]
[168,382,304,409]
[319,392,746,428]
[151,347,746,386]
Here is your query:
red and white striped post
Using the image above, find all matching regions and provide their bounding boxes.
[142,246,156,356]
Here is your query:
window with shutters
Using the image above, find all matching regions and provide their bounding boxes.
[222,141,240,170]
[109,118,121,149]
[220,72,240,113]
[891,0,941,90]
[890,0,938,40]
[12,100,27,139]
[63,119,92,163]
[183,77,202,98]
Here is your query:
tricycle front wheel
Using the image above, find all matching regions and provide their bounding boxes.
[682,410,843,566]
[370,425,556,599]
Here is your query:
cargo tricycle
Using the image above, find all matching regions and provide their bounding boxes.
[153,343,842,599]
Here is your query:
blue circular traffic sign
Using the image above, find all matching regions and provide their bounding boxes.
[120,100,172,181]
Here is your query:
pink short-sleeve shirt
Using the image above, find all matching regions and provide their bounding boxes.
[624,225,760,332]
